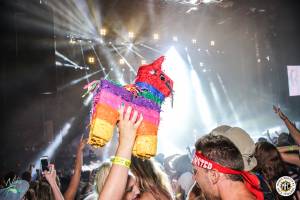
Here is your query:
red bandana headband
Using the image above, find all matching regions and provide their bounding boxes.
[192,151,263,200]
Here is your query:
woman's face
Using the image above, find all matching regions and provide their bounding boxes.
[123,175,140,200]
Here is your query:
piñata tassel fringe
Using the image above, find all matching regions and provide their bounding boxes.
[82,80,100,98]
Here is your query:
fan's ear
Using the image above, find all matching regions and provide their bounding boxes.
[151,56,164,70]
[208,170,220,185]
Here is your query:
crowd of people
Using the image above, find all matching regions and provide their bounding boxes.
[0,105,300,200]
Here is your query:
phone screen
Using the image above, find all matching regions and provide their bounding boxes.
[40,156,49,172]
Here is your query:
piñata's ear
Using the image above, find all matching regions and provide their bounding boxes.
[151,56,165,70]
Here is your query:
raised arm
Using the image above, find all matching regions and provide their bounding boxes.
[64,137,87,200]
[277,145,300,153]
[280,153,300,167]
[44,164,64,200]
[273,106,300,145]
[98,105,143,200]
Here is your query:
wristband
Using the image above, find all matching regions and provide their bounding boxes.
[111,156,131,168]
[288,146,294,151]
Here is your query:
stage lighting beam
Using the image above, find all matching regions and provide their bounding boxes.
[33,117,75,173]
[111,44,136,74]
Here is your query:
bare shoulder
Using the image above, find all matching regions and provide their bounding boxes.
[139,192,156,200]
[139,192,172,200]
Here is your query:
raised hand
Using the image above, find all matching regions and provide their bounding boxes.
[273,105,287,120]
[44,164,64,200]
[98,105,143,200]
[78,135,87,152]
[44,164,57,184]
[117,105,143,148]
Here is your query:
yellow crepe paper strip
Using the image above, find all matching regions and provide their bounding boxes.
[88,118,114,147]
[133,135,157,159]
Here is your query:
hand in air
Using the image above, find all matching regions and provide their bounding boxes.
[117,104,143,147]
[44,164,57,185]
[273,105,287,120]
[78,135,87,152]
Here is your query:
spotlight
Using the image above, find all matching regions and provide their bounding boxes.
[210,40,215,46]
[192,39,197,44]
[173,36,178,42]
[202,68,207,73]
[200,62,204,67]
[110,67,114,71]
[153,33,159,40]
[100,28,107,36]
[128,32,134,39]
[122,68,125,72]
[119,58,125,65]
[141,60,147,65]
[88,56,95,64]
[69,38,76,44]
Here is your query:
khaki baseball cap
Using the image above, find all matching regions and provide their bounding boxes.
[211,125,257,171]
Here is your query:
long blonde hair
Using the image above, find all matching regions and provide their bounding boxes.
[94,162,112,194]
[130,156,173,200]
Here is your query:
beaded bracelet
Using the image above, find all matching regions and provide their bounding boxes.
[111,156,131,168]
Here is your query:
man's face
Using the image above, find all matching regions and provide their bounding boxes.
[193,166,219,200]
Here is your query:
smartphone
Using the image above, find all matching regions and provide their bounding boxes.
[40,156,49,172]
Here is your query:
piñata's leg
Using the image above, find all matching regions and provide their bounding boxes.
[133,121,158,159]
[88,103,119,148]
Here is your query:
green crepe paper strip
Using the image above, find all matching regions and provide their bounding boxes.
[139,90,162,106]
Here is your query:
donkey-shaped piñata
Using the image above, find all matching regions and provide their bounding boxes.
[86,56,173,159]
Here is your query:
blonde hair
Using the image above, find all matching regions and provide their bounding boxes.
[131,157,174,199]
[94,162,112,194]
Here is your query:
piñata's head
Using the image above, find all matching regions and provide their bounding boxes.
[135,56,173,101]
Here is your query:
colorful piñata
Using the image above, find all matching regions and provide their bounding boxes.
[85,56,173,159]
